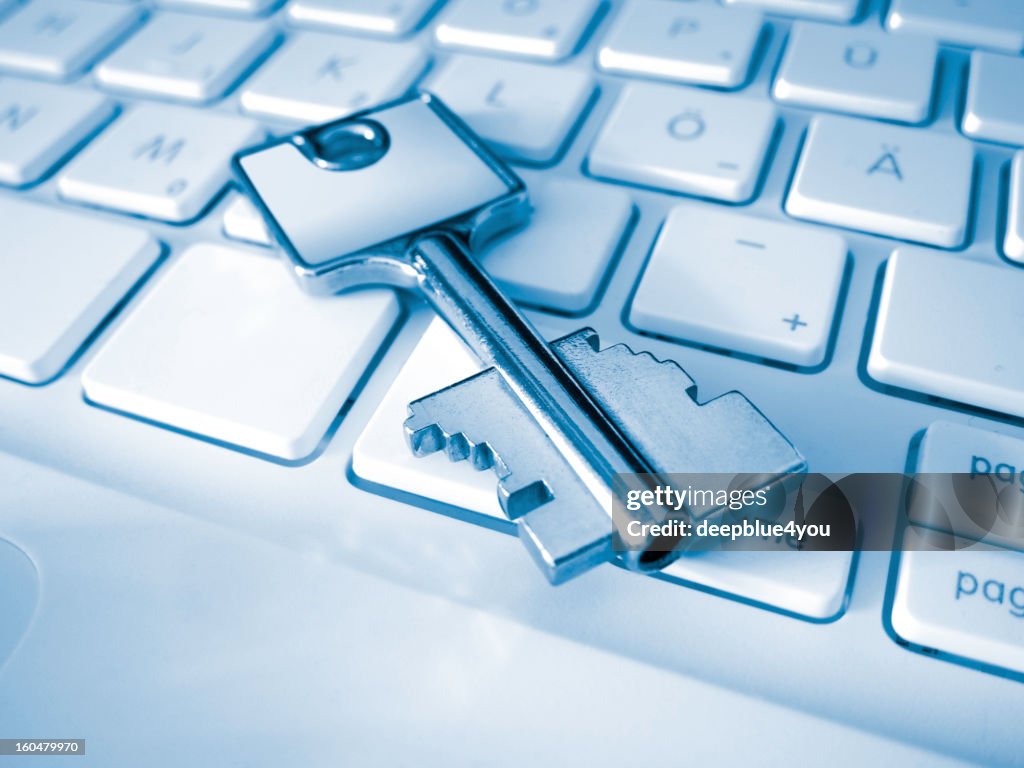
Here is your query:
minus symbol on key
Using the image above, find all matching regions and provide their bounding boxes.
[718,161,740,170]
[735,238,765,249]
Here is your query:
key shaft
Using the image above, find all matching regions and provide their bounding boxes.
[411,233,668,574]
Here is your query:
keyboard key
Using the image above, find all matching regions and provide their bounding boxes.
[588,82,776,203]
[785,115,973,247]
[597,0,763,89]
[82,243,400,460]
[424,54,593,164]
[157,0,282,16]
[885,0,1024,54]
[286,0,437,37]
[1006,151,1024,265]
[481,177,632,313]
[222,190,272,245]
[239,32,427,124]
[962,51,1024,147]
[630,206,845,367]
[868,247,1024,419]
[434,0,599,61]
[722,0,859,22]
[95,13,277,103]
[911,422,1024,551]
[0,198,159,384]
[773,22,937,124]
[0,0,141,80]
[892,525,1024,676]
[352,317,853,620]
[0,79,115,186]
[58,103,262,222]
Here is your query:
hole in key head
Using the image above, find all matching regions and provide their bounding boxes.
[294,118,391,171]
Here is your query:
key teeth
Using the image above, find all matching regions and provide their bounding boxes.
[554,329,699,398]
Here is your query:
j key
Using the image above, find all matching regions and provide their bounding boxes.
[424,54,594,164]
[434,0,599,61]
[0,79,115,186]
[1006,151,1024,265]
[786,115,973,248]
[234,94,802,582]
[962,51,1024,147]
[630,205,846,368]
[886,0,1024,54]
[286,0,438,37]
[867,247,1024,419]
[58,103,262,222]
[239,31,428,124]
[588,81,776,203]
[597,0,763,89]
[95,13,277,103]
[722,0,859,22]
[773,22,937,124]
[0,0,141,80]
[0,197,160,384]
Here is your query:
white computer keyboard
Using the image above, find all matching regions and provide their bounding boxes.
[1,1,1024,760]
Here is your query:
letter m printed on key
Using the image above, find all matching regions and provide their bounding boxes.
[0,104,38,132]
[133,135,185,165]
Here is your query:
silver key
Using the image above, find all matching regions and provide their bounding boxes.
[233,93,803,582]
[405,330,805,582]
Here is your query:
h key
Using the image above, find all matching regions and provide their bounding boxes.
[233,93,803,583]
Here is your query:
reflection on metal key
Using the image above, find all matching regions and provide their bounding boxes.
[234,93,805,584]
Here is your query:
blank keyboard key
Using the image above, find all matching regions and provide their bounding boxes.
[353,317,853,621]
[286,0,438,37]
[786,115,973,247]
[722,0,859,22]
[886,0,1024,54]
[0,79,115,186]
[0,0,141,80]
[962,51,1024,147]
[58,103,263,222]
[96,13,277,103]
[424,55,593,164]
[892,525,1024,676]
[0,198,159,384]
[481,177,632,313]
[868,247,1024,419]
[239,32,427,124]
[82,243,400,460]
[1006,152,1024,265]
[773,22,937,124]
[630,206,845,367]
[222,190,272,246]
[588,82,776,203]
[434,0,599,61]
[597,0,763,89]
